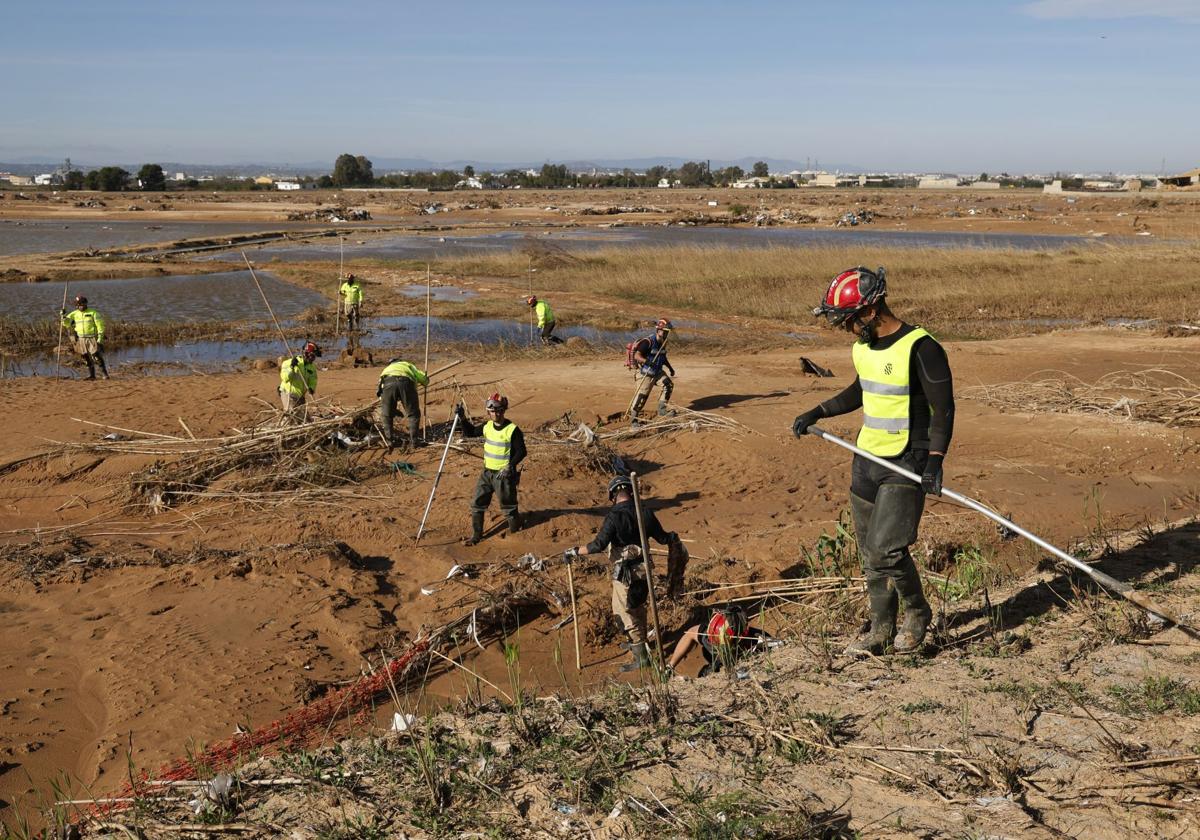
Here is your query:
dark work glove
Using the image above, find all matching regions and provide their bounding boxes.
[498,467,512,481]
[791,408,823,438]
[60,308,67,316]
[922,453,944,496]
[454,404,466,419]
[563,547,578,565]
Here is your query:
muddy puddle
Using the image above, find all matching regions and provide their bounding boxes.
[398,284,478,301]
[0,270,327,323]
[209,225,1100,262]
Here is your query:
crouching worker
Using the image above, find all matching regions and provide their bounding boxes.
[665,605,771,677]
[457,393,526,545]
[377,358,428,450]
[564,475,680,673]
[279,340,320,424]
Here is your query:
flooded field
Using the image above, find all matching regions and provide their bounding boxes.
[0,270,327,323]
[214,225,1098,262]
[0,219,355,256]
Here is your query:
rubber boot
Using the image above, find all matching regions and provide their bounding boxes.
[98,356,109,379]
[85,356,96,380]
[893,562,932,652]
[630,393,648,425]
[844,577,897,656]
[506,512,521,536]
[620,642,651,672]
[464,511,484,546]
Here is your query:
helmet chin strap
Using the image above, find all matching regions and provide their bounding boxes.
[851,311,881,345]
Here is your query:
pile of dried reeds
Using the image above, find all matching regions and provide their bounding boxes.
[964,368,1200,427]
[689,576,863,607]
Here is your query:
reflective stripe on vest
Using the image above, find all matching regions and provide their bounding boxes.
[482,421,517,471]
[851,327,933,457]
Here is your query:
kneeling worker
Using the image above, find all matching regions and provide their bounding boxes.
[377,358,429,450]
[279,340,320,423]
[564,475,682,672]
[456,393,526,544]
[665,604,771,677]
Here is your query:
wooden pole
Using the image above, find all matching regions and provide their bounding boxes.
[55,284,68,380]
[335,236,344,339]
[528,257,534,346]
[566,562,583,671]
[242,252,294,358]
[423,263,431,439]
[630,472,666,670]
[415,411,461,543]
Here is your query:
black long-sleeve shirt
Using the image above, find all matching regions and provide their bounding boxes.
[585,499,671,555]
[459,416,527,469]
[817,323,955,454]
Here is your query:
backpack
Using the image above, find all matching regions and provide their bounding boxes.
[624,336,651,369]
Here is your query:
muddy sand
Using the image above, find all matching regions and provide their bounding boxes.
[2,323,1199,831]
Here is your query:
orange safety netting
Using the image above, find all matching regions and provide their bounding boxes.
[85,638,430,818]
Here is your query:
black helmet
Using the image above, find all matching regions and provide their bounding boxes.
[75,295,88,307]
[608,475,633,500]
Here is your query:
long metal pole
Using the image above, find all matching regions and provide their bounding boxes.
[55,284,68,379]
[423,264,431,440]
[242,252,294,358]
[808,426,1198,638]
[415,411,461,543]
[528,258,534,347]
[630,472,667,670]
[566,563,582,671]
[335,237,344,339]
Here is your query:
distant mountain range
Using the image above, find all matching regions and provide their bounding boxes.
[0,155,863,176]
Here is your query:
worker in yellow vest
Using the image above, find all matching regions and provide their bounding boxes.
[526,296,560,345]
[376,358,428,450]
[792,266,955,656]
[340,273,364,331]
[279,340,320,424]
[60,294,108,380]
[455,393,526,544]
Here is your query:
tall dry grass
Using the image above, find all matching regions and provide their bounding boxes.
[432,243,1200,339]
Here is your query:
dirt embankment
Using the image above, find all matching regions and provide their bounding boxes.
[1,328,1199,830]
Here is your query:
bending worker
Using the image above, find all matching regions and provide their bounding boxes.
[564,475,682,672]
[526,295,559,344]
[456,393,526,544]
[340,273,364,331]
[792,266,954,656]
[665,604,771,677]
[61,294,108,380]
[279,340,321,424]
[377,358,428,450]
[629,318,675,424]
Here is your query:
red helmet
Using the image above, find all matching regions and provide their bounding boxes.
[655,318,673,331]
[485,392,508,412]
[525,295,537,306]
[814,266,887,326]
[302,340,322,360]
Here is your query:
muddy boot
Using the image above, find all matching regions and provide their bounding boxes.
[98,357,109,379]
[506,513,521,536]
[844,577,897,657]
[464,511,484,546]
[892,559,931,653]
[620,642,652,672]
[656,399,673,417]
[84,357,96,380]
[630,393,648,425]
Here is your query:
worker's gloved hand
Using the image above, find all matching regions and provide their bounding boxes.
[640,365,654,376]
[563,547,578,565]
[497,467,512,481]
[375,384,382,397]
[454,404,466,419]
[59,308,66,316]
[791,408,822,438]
[921,453,944,496]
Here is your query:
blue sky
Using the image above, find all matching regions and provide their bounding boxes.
[1,0,1196,172]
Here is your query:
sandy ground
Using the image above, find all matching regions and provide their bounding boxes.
[2,326,1199,823]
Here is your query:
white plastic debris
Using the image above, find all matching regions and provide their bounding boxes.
[391,712,417,732]
[420,586,436,596]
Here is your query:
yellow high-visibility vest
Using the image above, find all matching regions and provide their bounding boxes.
[280,356,317,397]
[535,300,554,328]
[851,327,933,457]
[483,421,517,471]
[340,281,363,305]
[63,308,105,340]
[379,360,428,385]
